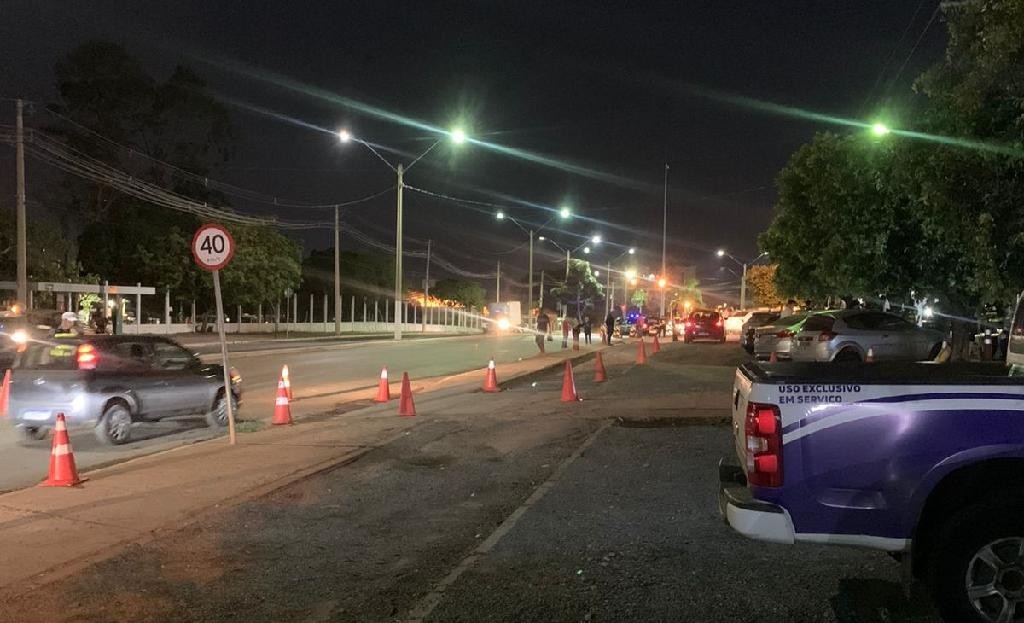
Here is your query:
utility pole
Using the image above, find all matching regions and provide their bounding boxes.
[422,239,431,333]
[15,99,28,309]
[394,164,404,341]
[495,260,501,304]
[334,206,341,335]
[740,263,748,310]
[660,163,668,318]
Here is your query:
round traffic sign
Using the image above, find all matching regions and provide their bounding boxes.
[191,224,235,271]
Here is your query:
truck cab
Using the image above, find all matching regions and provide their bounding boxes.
[719,296,1024,623]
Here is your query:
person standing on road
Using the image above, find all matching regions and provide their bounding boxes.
[583,315,592,345]
[604,311,615,345]
[535,309,550,354]
[561,316,571,349]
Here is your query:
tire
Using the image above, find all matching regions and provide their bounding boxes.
[206,391,238,429]
[95,400,133,445]
[927,494,1024,623]
[18,426,49,444]
[834,349,862,363]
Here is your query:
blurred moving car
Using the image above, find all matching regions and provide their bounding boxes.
[790,310,944,362]
[752,313,809,361]
[682,310,726,343]
[723,311,752,342]
[741,312,780,354]
[8,335,242,445]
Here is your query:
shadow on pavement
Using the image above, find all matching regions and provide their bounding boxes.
[830,578,939,622]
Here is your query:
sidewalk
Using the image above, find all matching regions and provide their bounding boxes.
[0,338,733,603]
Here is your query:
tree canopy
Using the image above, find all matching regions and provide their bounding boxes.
[549,259,604,311]
[431,278,486,309]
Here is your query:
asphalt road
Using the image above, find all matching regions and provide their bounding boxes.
[0,333,549,493]
[0,343,941,622]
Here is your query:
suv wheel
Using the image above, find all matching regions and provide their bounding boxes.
[95,401,133,445]
[206,391,238,428]
[928,495,1024,623]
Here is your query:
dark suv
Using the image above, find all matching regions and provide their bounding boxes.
[9,336,241,445]
[683,310,726,343]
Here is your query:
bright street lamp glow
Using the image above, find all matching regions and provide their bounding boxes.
[871,122,890,137]
[658,278,667,288]
[716,249,726,257]
[591,235,602,244]
[496,211,505,220]
[583,246,591,254]
[338,129,352,143]
[628,247,635,254]
[594,270,600,277]
[559,206,571,219]
[451,128,467,144]
[538,235,546,241]
[625,269,636,279]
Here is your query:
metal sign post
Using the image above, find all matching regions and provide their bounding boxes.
[192,224,237,445]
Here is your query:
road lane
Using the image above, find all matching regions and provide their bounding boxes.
[0,333,560,493]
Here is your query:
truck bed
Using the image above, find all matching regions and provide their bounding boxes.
[740,361,1022,386]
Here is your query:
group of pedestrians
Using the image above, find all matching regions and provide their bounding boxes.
[533,309,619,353]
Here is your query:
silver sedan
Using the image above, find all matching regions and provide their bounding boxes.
[753,313,809,361]
[790,310,944,362]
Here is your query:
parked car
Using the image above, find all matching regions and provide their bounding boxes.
[741,312,780,354]
[682,310,726,343]
[790,310,944,362]
[8,336,241,445]
[752,313,809,360]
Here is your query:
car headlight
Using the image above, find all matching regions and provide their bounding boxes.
[11,329,28,344]
[497,318,510,331]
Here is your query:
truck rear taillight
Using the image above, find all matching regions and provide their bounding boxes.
[776,329,794,338]
[745,402,782,487]
[76,344,98,370]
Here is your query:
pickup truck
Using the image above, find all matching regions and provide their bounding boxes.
[719,356,1024,622]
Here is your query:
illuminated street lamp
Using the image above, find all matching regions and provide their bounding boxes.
[871,122,891,137]
[658,278,667,289]
[560,206,571,219]
[340,126,467,340]
[495,210,505,220]
[496,209,568,320]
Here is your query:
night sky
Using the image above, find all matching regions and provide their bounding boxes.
[0,1,945,301]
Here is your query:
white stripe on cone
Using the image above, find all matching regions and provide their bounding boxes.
[488,360,495,369]
[52,443,71,457]
[380,368,388,379]
[276,397,289,406]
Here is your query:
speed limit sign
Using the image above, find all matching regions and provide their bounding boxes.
[192,224,235,271]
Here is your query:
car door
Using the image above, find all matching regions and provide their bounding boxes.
[846,312,903,360]
[150,339,214,416]
[874,314,923,360]
[101,339,162,416]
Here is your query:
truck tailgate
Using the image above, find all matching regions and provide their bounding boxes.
[731,366,753,464]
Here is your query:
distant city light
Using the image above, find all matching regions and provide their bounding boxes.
[338,129,352,143]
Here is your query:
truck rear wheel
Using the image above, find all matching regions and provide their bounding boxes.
[928,494,1024,623]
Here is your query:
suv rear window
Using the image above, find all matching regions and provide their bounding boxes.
[691,312,720,322]
[16,342,78,370]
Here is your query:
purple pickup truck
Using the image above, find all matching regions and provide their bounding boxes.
[719,358,1024,623]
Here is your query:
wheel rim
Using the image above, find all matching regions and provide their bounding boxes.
[966,537,1024,622]
[105,406,132,441]
[214,395,233,426]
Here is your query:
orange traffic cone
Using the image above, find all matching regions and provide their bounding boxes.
[0,368,10,417]
[560,360,579,402]
[398,372,417,416]
[652,334,662,354]
[40,413,84,487]
[483,360,500,393]
[769,350,778,363]
[281,365,293,400]
[594,351,607,383]
[865,347,875,363]
[272,379,293,425]
[636,337,648,365]
[375,367,391,402]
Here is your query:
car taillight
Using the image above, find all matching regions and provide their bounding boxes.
[76,343,98,370]
[744,402,782,487]
[817,331,837,342]
[776,329,794,338]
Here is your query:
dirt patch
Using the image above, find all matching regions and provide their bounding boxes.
[614,413,731,428]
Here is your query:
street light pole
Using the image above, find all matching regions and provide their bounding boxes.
[15,99,27,309]
[528,230,534,321]
[496,260,501,303]
[422,238,431,333]
[660,163,668,318]
[394,164,404,340]
[740,262,748,310]
[334,206,341,335]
